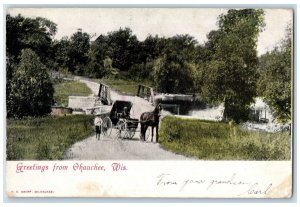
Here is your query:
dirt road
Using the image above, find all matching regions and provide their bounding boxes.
[64,77,194,160]
[63,133,194,160]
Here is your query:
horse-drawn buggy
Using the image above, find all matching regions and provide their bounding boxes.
[98,100,161,141]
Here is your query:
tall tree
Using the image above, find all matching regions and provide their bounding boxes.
[7,49,54,118]
[52,37,71,72]
[106,27,140,71]
[128,35,166,80]
[149,34,199,92]
[166,34,198,62]
[6,14,56,118]
[6,14,57,67]
[68,29,90,75]
[139,35,165,62]
[84,35,109,78]
[153,51,197,93]
[257,25,292,123]
[201,9,265,122]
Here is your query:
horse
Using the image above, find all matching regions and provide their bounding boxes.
[140,104,162,142]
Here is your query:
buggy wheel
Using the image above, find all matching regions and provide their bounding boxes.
[116,119,126,139]
[125,125,136,139]
[102,117,112,137]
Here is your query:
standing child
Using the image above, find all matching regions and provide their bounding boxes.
[94,113,103,140]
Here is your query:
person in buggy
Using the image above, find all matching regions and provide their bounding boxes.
[121,106,130,119]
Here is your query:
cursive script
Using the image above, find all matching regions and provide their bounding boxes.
[156,173,273,197]
[180,179,206,192]
[157,174,178,186]
[206,173,250,190]
[238,183,273,196]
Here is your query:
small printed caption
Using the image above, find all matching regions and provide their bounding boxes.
[15,162,127,173]
[11,162,127,195]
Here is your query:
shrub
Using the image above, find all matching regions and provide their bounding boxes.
[7,49,54,118]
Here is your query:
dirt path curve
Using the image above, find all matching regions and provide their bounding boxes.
[64,77,194,160]
[64,134,194,160]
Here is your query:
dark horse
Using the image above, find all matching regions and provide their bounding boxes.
[140,104,162,142]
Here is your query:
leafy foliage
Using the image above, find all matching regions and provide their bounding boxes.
[257,25,292,123]
[7,49,54,118]
[6,12,292,123]
[6,15,56,118]
[106,27,140,71]
[52,37,71,72]
[6,14,57,68]
[200,9,265,122]
[151,35,198,93]
[68,29,91,75]
[153,53,197,93]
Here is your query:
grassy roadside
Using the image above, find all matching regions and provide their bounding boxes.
[6,115,94,160]
[159,116,291,160]
[53,80,93,106]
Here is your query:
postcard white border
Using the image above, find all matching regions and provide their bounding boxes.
[1,0,299,206]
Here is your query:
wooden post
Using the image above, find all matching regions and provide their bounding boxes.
[137,85,141,96]
[98,84,102,97]
[107,88,112,105]
[150,88,155,105]
[137,84,155,105]
[265,107,267,120]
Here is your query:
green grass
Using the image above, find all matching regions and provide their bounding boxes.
[6,115,94,160]
[159,116,291,160]
[54,80,93,106]
[94,78,152,96]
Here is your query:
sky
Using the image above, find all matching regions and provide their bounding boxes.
[7,8,293,56]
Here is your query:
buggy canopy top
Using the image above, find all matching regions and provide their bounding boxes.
[110,100,134,125]
[111,100,133,113]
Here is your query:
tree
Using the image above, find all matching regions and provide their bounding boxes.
[103,56,113,74]
[128,35,166,80]
[257,25,292,123]
[153,52,196,93]
[6,14,57,68]
[106,27,140,71]
[149,34,199,93]
[7,49,54,118]
[199,30,223,63]
[201,9,265,122]
[128,61,155,81]
[138,35,165,62]
[68,29,90,75]
[52,37,71,72]
[166,34,198,62]
[89,35,109,66]
[84,35,110,78]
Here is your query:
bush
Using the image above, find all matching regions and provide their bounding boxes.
[128,61,154,81]
[7,49,54,118]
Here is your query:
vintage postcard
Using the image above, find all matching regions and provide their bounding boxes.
[5,7,293,198]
